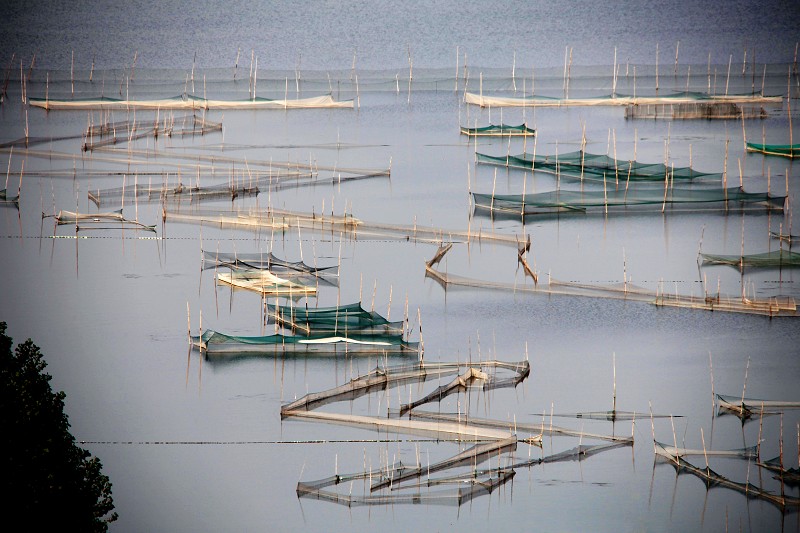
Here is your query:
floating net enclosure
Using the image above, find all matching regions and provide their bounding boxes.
[476,150,722,183]
[168,206,526,247]
[424,244,799,317]
[29,93,354,110]
[192,329,420,357]
[82,114,222,151]
[715,393,800,418]
[203,250,339,287]
[701,250,800,269]
[465,91,782,108]
[471,186,786,216]
[50,209,156,231]
[654,439,758,460]
[297,451,516,507]
[459,123,536,136]
[281,360,530,418]
[282,355,639,507]
[89,170,389,207]
[656,445,800,510]
[89,178,261,206]
[746,142,800,158]
[624,102,768,119]
[266,302,402,336]
[216,270,318,296]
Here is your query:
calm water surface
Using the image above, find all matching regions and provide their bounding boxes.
[1,2,799,532]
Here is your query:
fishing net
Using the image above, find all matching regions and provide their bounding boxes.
[476,149,722,182]
[267,302,402,335]
[51,209,156,231]
[29,93,353,110]
[746,142,800,158]
[625,102,768,119]
[701,250,800,268]
[216,270,318,296]
[460,123,535,136]
[465,91,782,108]
[203,250,327,272]
[471,186,785,215]
[192,329,419,357]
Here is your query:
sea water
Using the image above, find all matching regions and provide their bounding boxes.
[1,2,799,531]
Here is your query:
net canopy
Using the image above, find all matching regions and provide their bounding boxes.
[746,142,800,158]
[465,91,782,108]
[51,209,156,231]
[192,329,419,357]
[459,123,535,136]
[267,302,402,336]
[29,93,353,110]
[656,446,800,510]
[476,150,722,183]
[759,457,800,486]
[216,270,318,296]
[770,231,798,245]
[701,250,800,268]
[654,440,758,460]
[203,250,339,278]
[716,393,800,418]
[471,187,786,216]
[0,189,19,206]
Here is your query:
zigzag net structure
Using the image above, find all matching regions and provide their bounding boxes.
[280,358,637,506]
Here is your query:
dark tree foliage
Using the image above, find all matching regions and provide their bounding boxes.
[0,322,118,531]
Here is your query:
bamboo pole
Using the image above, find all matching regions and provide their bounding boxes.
[512,50,517,93]
[655,43,659,94]
[613,129,619,185]
[612,352,617,414]
[741,356,750,408]
[670,414,678,454]
[789,66,794,151]
[708,351,715,413]
[741,107,747,152]
[725,54,732,96]
[131,50,137,81]
[249,49,254,98]
[701,427,709,469]
[612,46,617,96]
[454,46,459,93]
[417,307,424,362]
[567,47,573,98]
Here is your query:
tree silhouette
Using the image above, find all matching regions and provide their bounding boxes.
[0,322,117,531]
